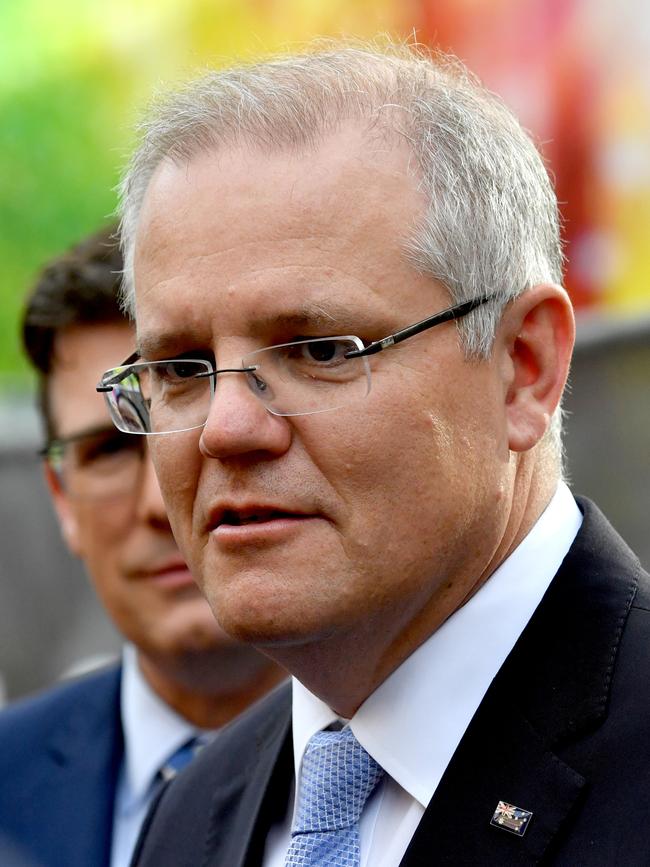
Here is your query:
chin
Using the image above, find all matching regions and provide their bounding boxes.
[216,605,337,651]
[159,611,232,656]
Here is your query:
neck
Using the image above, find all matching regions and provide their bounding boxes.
[137,648,287,729]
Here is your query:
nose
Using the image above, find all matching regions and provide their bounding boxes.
[135,449,171,527]
[199,370,291,460]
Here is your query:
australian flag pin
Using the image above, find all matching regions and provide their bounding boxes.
[490,801,533,837]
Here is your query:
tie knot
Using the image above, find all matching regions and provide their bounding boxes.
[293,726,384,834]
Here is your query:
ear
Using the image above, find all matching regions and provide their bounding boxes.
[43,462,83,557]
[496,284,575,453]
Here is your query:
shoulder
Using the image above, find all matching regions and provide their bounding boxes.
[613,560,650,694]
[0,664,121,754]
[573,496,645,573]
[568,497,647,614]
[0,663,121,725]
[575,495,650,621]
[561,495,650,661]
[557,508,650,861]
[0,664,123,865]
[556,495,650,734]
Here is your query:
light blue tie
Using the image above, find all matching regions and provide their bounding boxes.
[285,726,385,867]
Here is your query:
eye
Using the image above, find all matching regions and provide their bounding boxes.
[160,360,203,380]
[75,432,139,466]
[287,339,349,365]
[147,359,210,391]
[304,340,343,362]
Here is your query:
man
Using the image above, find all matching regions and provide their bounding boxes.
[105,43,650,865]
[0,227,285,867]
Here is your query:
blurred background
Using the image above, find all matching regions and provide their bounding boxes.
[1,0,648,703]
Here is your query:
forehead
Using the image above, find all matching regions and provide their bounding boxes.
[133,125,439,351]
[49,322,134,437]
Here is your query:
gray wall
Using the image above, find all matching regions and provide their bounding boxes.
[0,323,648,702]
[0,448,121,703]
[564,324,649,565]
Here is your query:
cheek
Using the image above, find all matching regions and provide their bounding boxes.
[72,509,134,613]
[309,394,500,557]
[150,433,201,527]
[305,403,445,544]
[72,501,131,560]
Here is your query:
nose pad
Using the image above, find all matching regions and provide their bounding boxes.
[199,368,291,459]
[244,367,276,406]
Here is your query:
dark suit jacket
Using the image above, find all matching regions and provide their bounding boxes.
[132,499,650,866]
[0,665,123,867]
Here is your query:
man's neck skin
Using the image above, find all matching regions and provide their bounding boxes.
[137,649,287,729]
[260,456,559,719]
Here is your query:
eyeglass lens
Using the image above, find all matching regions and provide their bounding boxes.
[48,430,146,499]
[102,337,371,435]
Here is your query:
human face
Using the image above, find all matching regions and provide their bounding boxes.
[133,128,515,680]
[47,321,230,665]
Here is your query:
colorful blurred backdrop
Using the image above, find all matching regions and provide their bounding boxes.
[2,0,649,702]
[1,0,649,388]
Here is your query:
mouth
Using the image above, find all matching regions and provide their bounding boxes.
[207,503,320,546]
[135,557,196,590]
[218,508,305,527]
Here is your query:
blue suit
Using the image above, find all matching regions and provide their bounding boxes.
[0,665,123,867]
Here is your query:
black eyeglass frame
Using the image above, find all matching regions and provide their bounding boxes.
[39,422,136,459]
[96,294,495,395]
[343,293,495,358]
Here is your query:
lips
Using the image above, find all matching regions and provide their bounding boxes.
[206,502,319,535]
[151,559,191,576]
[219,508,303,526]
[130,555,196,590]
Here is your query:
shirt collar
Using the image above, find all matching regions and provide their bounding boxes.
[292,481,582,808]
[119,645,200,810]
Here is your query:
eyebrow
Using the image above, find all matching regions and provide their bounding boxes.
[47,423,121,448]
[249,302,350,334]
[136,334,185,359]
[136,300,371,358]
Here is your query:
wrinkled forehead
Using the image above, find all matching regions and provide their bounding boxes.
[132,128,435,350]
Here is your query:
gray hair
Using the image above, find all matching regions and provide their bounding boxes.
[118,39,566,459]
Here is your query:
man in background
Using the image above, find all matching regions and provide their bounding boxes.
[114,42,650,865]
[0,226,286,867]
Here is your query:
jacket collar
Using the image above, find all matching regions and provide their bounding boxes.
[204,683,292,867]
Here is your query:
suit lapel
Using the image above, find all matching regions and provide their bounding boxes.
[203,695,292,867]
[402,499,638,866]
[401,685,585,865]
[44,667,123,867]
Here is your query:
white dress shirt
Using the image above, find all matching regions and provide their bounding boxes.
[110,645,205,867]
[264,482,582,867]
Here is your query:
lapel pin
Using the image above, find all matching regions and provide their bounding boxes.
[490,801,533,837]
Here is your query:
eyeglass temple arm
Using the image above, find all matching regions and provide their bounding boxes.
[344,294,494,359]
